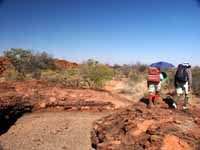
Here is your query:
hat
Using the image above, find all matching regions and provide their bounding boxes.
[182,62,191,68]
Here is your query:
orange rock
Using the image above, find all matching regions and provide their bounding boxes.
[161,135,192,150]
[131,120,154,136]
[111,140,121,145]
[49,97,56,102]
[38,102,46,108]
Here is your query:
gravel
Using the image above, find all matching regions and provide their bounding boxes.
[0,111,110,150]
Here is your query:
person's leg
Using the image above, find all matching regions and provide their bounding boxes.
[148,84,155,108]
[148,93,154,108]
[148,93,154,101]
[153,83,161,104]
[153,92,159,105]
[183,82,189,109]
[183,95,189,106]
[174,94,180,104]
[154,93,159,101]
[173,84,183,109]
[155,83,160,100]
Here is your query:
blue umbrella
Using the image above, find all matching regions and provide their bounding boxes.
[150,61,175,69]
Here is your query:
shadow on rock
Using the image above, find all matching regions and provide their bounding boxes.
[0,111,24,135]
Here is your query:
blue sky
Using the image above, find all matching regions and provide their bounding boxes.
[0,0,200,65]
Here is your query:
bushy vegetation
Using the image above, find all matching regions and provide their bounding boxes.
[40,68,87,88]
[4,48,56,80]
[191,66,200,97]
[40,59,114,89]
[2,49,114,89]
[112,63,147,82]
[4,48,32,80]
[160,69,176,93]
[40,69,67,82]
[80,59,114,88]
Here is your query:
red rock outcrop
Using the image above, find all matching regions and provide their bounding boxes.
[54,59,78,70]
[91,102,200,150]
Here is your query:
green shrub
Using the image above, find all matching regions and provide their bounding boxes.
[41,70,66,82]
[64,68,80,80]
[128,70,144,83]
[40,69,88,88]
[4,48,56,80]
[192,67,200,97]
[29,52,56,79]
[80,59,114,88]
[4,48,32,80]
[5,69,24,81]
[112,63,147,80]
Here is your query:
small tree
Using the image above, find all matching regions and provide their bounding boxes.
[80,59,113,88]
[4,48,32,80]
[29,52,56,79]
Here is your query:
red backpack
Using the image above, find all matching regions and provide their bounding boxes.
[147,67,160,83]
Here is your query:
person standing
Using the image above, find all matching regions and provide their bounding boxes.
[173,62,192,109]
[147,67,166,108]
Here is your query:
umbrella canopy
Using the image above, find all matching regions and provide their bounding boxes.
[150,61,175,69]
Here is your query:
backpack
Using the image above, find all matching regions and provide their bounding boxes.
[147,67,160,83]
[175,64,188,84]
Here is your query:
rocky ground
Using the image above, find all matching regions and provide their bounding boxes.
[0,80,133,134]
[0,81,132,110]
[91,100,200,150]
[0,111,110,150]
[1,81,200,150]
[0,81,133,150]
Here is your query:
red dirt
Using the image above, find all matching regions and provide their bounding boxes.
[0,81,133,135]
[1,81,200,150]
[0,111,111,150]
[0,81,132,149]
[0,81,132,111]
[91,101,200,150]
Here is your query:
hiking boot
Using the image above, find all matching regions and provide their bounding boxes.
[183,105,188,110]
[172,102,177,109]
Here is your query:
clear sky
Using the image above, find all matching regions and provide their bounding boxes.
[0,0,200,65]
